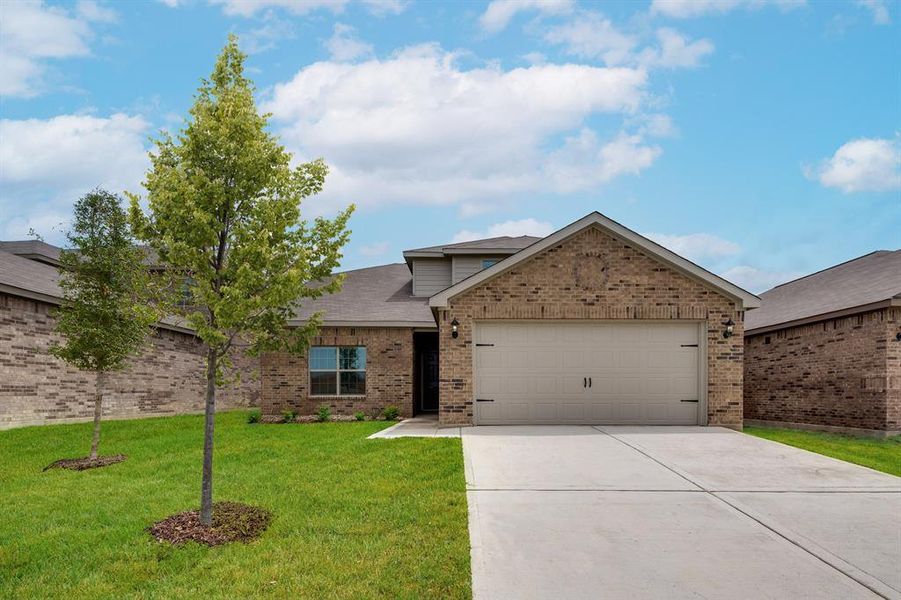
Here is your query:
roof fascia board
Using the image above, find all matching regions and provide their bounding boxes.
[746,298,899,336]
[287,319,437,328]
[429,212,761,310]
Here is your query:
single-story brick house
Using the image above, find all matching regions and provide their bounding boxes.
[0,240,259,429]
[744,250,901,437]
[262,212,760,428]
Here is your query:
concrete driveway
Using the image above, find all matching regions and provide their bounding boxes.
[463,426,901,600]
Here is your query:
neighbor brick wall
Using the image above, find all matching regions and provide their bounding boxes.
[0,292,260,429]
[437,225,744,427]
[260,326,414,418]
[744,307,900,432]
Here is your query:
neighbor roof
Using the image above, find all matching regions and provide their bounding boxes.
[289,263,434,328]
[745,250,901,334]
[0,240,62,266]
[0,250,61,302]
[403,235,541,258]
[429,212,761,311]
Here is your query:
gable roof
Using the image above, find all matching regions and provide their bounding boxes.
[289,263,434,328]
[403,235,541,258]
[0,240,63,266]
[428,212,761,310]
[745,250,901,334]
[0,250,61,302]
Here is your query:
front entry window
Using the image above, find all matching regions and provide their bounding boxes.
[310,346,366,396]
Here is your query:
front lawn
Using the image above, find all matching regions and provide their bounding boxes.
[0,412,471,599]
[744,426,901,477]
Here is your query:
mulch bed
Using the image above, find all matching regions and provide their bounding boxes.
[43,454,127,471]
[148,501,272,547]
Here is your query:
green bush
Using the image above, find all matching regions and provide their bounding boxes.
[316,405,332,422]
[282,410,297,424]
[354,411,366,421]
[381,405,400,421]
[247,408,261,424]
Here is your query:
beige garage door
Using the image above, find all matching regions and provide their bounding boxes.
[473,322,703,425]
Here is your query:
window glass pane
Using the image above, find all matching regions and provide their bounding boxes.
[309,347,337,370]
[482,259,497,269]
[340,371,366,395]
[339,347,366,370]
[310,371,337,395]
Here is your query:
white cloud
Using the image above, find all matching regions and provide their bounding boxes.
[157,0,180,6]
[723,265,803,293]
[0,0,114,97]
[479,0,574,33]
[210,0,347,17]
[645,232,741,261]
[360,0,407,16]
[857,0,891,24]
[359,241,390,256]
[638,28,714,69]
[241,13,296,54]
[324,23,373,61]
[544,13,638,65]
[264,44,658,214]
[809,137,901,193]
[650,0,806,19]
[452,218,555,243]
[544,15,712,70]
[0,113,149,242]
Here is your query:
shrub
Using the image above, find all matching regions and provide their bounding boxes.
[354,411,365,421]
[282,409,297,424]
[247,408,261,424]
[316,405,332,422]
[381,405,400,421]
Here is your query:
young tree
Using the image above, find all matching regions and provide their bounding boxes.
[51,189,157,462]
[129,35,352,526]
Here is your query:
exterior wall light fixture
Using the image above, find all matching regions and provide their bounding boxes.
[451,318,459,339]
[722,318,735,339]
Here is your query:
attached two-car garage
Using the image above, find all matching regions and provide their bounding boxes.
[473,322,705,425]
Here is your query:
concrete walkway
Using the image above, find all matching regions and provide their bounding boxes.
[464,426,901,600]
[367,415,462,439]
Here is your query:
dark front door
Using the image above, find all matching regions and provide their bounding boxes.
[420,349,439,412]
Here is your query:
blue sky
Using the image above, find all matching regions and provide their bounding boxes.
[1,0,898,292]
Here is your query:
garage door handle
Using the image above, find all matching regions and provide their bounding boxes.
[681,344,698,348]
[589,377,592,388]
[583,377,587,388]
[680,399,699,403]
[476,398,494,402]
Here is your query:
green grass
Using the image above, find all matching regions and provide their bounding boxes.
[0,411,471,599]
[744,426,901,477]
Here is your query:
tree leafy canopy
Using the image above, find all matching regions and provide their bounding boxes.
[129,34,353,366]
[51,189,157,373]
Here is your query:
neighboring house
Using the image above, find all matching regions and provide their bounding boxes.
[744,250,901,437]
[0,242,259,429]
[261,212,760,428]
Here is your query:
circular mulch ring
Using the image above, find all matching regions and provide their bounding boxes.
[43,454,127,471]
[148,502,272,547]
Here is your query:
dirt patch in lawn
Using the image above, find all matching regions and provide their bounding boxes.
[148,501,272,546]
[43,454,127,471]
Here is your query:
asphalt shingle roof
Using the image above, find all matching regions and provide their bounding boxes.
[745,250,901,333]
[290,263,433,325]
[405,235,541,254]
[0,250,61,299]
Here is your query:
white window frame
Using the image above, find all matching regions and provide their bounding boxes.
[309,346,367,397]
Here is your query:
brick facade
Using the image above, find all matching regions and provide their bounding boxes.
[437,225,744,427]
[744,307,901,433]
[0,292,260,429]
[260,326,414,418]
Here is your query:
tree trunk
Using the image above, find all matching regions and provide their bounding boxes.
[89,371,105,460]
[199,348,217,527]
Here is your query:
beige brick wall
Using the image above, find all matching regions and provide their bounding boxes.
[260,326,414,418]
[744,307,900,432]
[437,225,744,427]
[0,292,260,429]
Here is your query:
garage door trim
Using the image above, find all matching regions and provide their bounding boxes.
[472,320,708,426]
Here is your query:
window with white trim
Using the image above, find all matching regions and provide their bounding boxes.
[309,346,366,396]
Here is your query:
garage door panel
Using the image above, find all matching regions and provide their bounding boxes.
[474,322,702,425]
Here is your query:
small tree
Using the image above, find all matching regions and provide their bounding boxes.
[129,35,352,526]
[51,189,157,461]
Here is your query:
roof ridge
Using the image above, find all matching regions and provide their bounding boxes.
[767,250,895,291]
